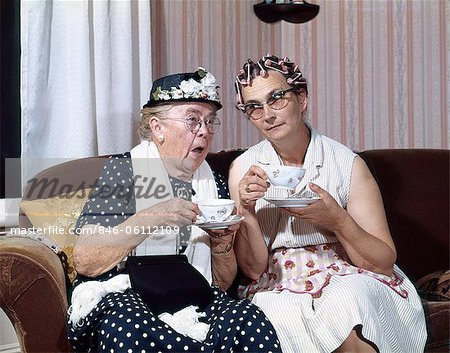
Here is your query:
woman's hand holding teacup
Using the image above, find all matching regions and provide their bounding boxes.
[137,198,200,228]
[239,165,270,210]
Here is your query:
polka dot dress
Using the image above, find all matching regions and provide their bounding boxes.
[68,153,281,353]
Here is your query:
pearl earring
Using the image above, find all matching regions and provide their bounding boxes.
[157,135,164,143]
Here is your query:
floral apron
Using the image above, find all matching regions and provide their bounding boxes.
[239,245,408,300]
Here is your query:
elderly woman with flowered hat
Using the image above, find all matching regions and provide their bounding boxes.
[67,68,281,353]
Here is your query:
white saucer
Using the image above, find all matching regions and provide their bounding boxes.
[264,196,321,208]
[194,215,245,230]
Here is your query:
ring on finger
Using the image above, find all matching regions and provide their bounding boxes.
[245,185,251,193]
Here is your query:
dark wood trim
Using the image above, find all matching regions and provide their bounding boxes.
[1,0,21,198]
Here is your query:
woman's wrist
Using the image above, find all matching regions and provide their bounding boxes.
[210,233,235,254]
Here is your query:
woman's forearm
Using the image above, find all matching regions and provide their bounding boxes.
[73,203,192,277]
[234,209,268,280]
[210,234,237,290]
[73,222,147,277]
[333,211,396,276]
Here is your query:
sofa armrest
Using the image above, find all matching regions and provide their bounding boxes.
[0,236,72,352]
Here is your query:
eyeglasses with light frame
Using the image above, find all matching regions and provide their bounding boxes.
[237,87,298,120]
[162,115,221,134]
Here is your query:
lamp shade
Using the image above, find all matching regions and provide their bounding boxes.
[253,1,320,24]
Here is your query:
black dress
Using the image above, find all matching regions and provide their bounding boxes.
[67,153,281,353]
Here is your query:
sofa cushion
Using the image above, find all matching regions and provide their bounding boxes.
[19,188,92,282]
[422,299,450,350]
[417,270,449,302]
[416,270,449,349]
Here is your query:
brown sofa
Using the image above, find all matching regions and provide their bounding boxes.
[1,149,448,352]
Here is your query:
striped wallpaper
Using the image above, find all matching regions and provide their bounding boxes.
[151,0,448,152]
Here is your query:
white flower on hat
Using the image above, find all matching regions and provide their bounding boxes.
[180,78,202,96]
[158,90,171,100]
[201,72,217,90]
[151,68,220,104]
[171,88,184,99]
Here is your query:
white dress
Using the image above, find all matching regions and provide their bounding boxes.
[235,126,427,353]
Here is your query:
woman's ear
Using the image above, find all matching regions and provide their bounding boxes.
[296,89,307,112]
[149,115,163,138]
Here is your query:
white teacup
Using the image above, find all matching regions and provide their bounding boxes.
[260,164,306,190]
[197,199,235,222]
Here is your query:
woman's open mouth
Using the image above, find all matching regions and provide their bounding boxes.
[190,146,206,155]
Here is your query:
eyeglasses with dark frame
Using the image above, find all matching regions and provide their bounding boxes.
[163,116,221,134]
[237,87,298,120]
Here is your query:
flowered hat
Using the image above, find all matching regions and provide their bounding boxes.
[143,67,222,110]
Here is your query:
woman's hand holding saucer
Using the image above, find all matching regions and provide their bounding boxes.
[205,222,240,238]
[282,183,347,229]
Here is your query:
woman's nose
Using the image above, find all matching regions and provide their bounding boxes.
[263,105,277,122]
[196,120,209,135]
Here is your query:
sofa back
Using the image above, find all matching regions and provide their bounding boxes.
[358,149,449,282]
[19,156,111,228]
[20,149,449,283]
